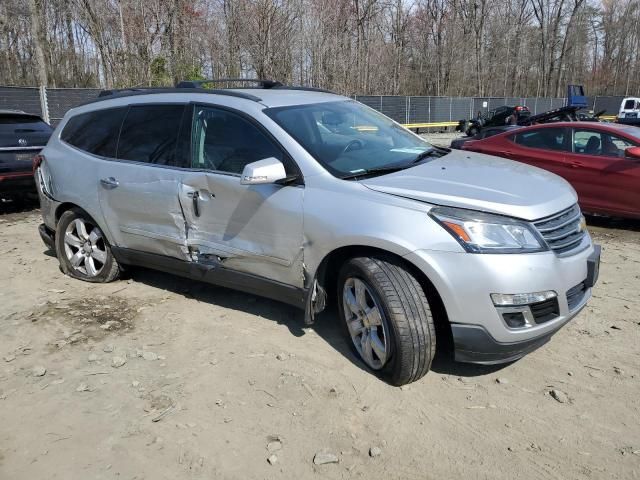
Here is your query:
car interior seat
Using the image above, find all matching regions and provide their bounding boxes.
[584,135,601,155]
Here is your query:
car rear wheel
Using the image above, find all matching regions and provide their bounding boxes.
[55,208,120,283]
[337,256,436,386]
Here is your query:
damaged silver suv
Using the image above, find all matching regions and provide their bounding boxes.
[35,79,600,385]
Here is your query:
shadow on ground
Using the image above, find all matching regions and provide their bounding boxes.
[586,214,640,233]
[122,267,504,382]
[0,197,39,216]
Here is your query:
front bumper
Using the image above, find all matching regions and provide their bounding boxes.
[451,301,586,364]
[404,242,597,362]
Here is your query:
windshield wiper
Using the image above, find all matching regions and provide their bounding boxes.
[340,147,449,180]
[410,146,448,164]
[339,164,408,180]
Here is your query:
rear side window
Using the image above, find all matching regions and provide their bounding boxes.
[512,127,570,152]
[117,105,186,166]
[623,100,636,110]
[61,108,126,157]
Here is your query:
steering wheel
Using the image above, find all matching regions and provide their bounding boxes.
[341,139,364,155]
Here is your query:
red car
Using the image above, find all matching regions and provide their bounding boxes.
[462,122,640,219]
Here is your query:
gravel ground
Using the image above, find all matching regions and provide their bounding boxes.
[0,200,639,480]
[420,131,465,147]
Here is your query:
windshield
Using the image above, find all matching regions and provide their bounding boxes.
[265,100,438,177]
[618,126,640,141]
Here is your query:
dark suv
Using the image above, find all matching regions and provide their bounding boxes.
[0,110,52,200]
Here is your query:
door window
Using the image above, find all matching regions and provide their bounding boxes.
[61,107,127,157]
[117,105,187,166]
[191,106,287,175]
[572,129,634,158]
[512,127,570,151]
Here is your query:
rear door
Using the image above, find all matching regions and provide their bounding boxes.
[505,126,572,178]
[178,104,304,287]
[564,127,640,216]
[96,104,192,260]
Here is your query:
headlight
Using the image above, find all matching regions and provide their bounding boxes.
[430,206,547,254]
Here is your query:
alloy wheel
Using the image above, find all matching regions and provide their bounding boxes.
[342,277,390,370]
[63,218,107,277]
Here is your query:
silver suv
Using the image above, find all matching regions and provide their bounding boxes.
[35,80,600,385]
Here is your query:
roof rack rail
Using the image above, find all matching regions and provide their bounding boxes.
[85,87,262,106]
[98,87,156,97]
[271,85,334,94]
[176,78,284,89]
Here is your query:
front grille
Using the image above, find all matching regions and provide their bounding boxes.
[529,297,560,324]
[566,281,587,310]
[533,204,586,255]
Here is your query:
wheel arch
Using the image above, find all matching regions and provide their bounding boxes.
[312,245,453,354]
[54,202,116,246]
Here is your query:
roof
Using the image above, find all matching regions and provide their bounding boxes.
[228,88,345,107]
[516,121,628,130]
[85,86,346,109]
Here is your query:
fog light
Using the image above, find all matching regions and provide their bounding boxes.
[502,311,526,328]
[491,290,557,306]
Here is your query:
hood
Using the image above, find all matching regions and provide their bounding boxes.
[361,149,577,220]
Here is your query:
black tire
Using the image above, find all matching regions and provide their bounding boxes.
[55,208,120,283]
[337,256,436,386]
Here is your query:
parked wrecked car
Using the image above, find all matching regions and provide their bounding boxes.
[457,105,530,137]
[461,122,640,219]
[0,109,52,200]
[35,80,600,385]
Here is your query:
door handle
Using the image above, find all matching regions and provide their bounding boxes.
[569,162,584,168]
[187,190,200,217]
[100,177,119,189]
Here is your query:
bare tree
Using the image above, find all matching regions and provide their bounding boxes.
[2,0,640,97]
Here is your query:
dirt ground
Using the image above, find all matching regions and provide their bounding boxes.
[1,197,639,480]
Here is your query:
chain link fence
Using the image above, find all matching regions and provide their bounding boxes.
[0,85,629,126]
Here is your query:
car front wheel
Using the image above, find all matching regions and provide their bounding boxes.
[55,208,120,283]
[337,256,436,386]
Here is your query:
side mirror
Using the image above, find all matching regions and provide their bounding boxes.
[240,157,287,185]
[625,146,640,159]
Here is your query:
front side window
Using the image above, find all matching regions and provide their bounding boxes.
[191,106,287,175]
[573,129,634,158]
[61,107,127,157]
[265,100,437,177]
[117,105,186,166]
[512,127,570,152]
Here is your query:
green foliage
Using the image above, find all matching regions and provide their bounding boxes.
[183,65,205,82]
[150,57,172,87]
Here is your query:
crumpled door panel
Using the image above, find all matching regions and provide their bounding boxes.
[97,162,190,261]
[178,172,304,287]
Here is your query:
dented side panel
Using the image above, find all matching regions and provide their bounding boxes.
[179,171,305,287]
[97,161,190,260]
